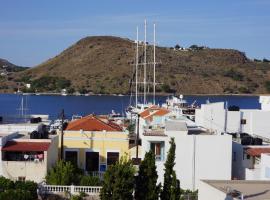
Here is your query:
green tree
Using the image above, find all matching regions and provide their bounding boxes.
[174,44,181,49]
[135,151,160,200]
[160,138,181,200]
[46,160,81,185]
[100,156,135,200]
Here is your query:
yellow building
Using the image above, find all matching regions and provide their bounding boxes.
[59,115,130,173]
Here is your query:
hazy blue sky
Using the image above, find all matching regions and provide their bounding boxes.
[0,0,269,66]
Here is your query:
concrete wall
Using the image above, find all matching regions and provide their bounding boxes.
[2,160,47,182]
[141,132,232,190]
[198,180,231,200]
[46,135,59,171]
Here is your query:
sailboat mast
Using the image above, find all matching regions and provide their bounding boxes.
[153,23,156,105]
[143,19,147,105]
[135,26,139,108]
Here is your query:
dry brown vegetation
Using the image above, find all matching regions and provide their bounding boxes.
[1,36,270,94]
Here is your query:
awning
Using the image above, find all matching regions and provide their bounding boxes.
[2,141,50,152]
[245,148,270,157]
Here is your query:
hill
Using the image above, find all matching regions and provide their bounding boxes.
[0,59,28,92]
[2,36,270,94]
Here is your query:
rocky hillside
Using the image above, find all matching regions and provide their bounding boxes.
[2,36,270,94]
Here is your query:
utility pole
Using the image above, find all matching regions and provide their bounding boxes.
[132,113,141,165]
[60,109,65,160]
[136,113,140,159]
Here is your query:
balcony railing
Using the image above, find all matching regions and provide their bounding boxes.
[39,184,102,195]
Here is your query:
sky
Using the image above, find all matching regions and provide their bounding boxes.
[0,0,269,67]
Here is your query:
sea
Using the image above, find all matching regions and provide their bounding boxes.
[0,94,261,121]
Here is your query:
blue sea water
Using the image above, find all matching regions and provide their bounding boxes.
[0,94,261,120]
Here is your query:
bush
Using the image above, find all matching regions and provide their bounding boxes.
[0,176,14,191]
[15,180,37,199]
[46,160,82,185]
[0,189,32,200]
[265,81,270,93]
[31,76,71,92]
[80,176,101,186]
[263,58,270,63]
[224,69,244,81]
[0,176,37,200]
[100,156,135,200]
[161,84,176,93]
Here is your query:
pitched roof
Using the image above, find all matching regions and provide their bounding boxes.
[245,148,270,157]
[140,106,170,122]
[65,115,123,132]
[2,141,50,152]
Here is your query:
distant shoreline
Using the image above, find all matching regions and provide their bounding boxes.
[0,92,266,97]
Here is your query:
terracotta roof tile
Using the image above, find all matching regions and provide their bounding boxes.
[2,141,50,152]
[66,115,122,132]
[140,106,170,122]
[245,148,270,157]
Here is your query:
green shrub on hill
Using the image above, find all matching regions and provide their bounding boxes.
[265,81,270,93]
[224,69,244,81]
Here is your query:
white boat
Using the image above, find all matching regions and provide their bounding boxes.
[61,89,67,96]
[71,114,82,121]
[162,94,197,121]
[49,118,69,132]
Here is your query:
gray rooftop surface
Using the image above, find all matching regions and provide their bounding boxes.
[203,180,270,200]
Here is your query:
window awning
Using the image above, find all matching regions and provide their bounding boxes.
[2,141,50,152]
[245,148,270,157]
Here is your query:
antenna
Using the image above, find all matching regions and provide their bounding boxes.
[153,23,156,105]
[144,19,147,105]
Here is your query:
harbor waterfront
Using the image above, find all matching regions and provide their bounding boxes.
[0,94,261,120]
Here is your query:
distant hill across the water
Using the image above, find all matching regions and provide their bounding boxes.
[1,36,270,94]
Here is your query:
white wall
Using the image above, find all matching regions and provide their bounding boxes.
[0,124,40,133]
[260,96,270,111]
[141,133,232,190]
[198,180,230,200]
[260,154,270,180]
[196,102,270,139]
[0,132,19,176]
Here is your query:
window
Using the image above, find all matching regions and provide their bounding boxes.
[107,152,119,166]
[65,151,78,167]
[18,176,25,182]
[150,142,164,161]
[241,119,247,124]
[85,152,99,172]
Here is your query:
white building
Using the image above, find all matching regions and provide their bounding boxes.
[139,107,232,190]
[198,180,270,200]
[0,131,58,183]
[195,96,270,139]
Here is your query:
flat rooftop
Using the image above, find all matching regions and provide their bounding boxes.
[202,180,270,200]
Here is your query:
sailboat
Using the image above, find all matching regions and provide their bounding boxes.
[126,20,157,120]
